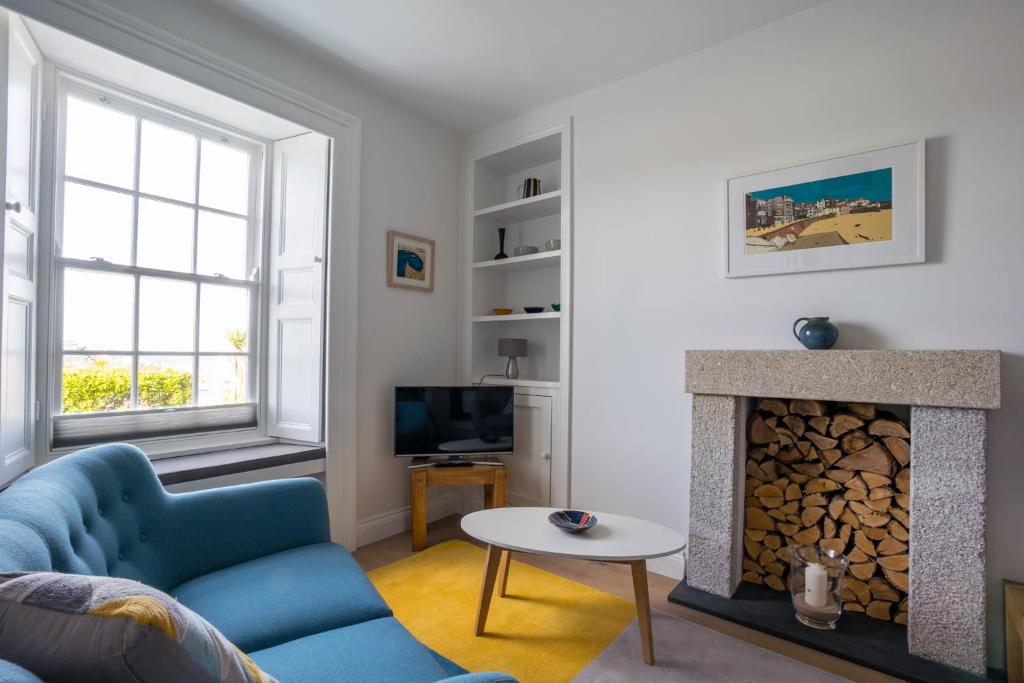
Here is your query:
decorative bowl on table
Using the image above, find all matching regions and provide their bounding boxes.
[523,306,545,314]
[492,308,513,315]
[548,509,597,534]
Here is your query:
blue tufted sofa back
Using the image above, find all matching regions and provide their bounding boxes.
[0,443,180,589]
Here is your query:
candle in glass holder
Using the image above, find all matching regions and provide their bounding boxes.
[790,545,847,630]
[805,562,828,608]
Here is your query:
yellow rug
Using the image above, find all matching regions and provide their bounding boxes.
[368,540,636,683]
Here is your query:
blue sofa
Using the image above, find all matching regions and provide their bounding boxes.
[0,443,513,682]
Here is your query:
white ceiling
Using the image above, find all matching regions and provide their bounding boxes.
[206,0,825,132]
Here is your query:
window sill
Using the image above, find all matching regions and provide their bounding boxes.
[152,442,325,486]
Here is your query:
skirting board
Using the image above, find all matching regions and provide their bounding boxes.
[356,491,464,547]
[647,552,686,581]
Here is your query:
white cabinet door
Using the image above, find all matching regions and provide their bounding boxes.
[266,133,329,442]
[0,14,40,487]
[506,393,552,507]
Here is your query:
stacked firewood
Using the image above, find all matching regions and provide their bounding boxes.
[742,398,911,624]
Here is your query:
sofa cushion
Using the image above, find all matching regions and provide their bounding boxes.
[172,542,391,652]
[249,617,454,683]
[0,572,275,683]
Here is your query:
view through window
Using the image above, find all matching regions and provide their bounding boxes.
[56,83,261,418]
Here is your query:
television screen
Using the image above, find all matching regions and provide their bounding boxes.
[394,386,514,457]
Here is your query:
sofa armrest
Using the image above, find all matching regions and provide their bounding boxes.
[167,477,331,582]
[441,674,518,683]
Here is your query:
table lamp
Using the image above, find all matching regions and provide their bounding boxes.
[498,338,527,379]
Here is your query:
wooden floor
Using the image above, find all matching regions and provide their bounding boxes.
[353,514,901,682]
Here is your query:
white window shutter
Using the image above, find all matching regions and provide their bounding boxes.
[266,133,329,442]
[0,14,41,487]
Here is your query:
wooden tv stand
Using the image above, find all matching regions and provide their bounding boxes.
[410,463,507,551]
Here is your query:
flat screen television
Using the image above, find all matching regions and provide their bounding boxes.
[394,386,514,460]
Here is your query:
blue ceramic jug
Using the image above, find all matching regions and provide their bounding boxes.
[793,317,838,350]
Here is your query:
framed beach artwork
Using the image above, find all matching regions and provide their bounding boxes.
[725,140,924,277]
[387,230,435,292]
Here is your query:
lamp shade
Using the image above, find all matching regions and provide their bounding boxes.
[498,338,527,357]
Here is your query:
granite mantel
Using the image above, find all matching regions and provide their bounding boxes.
[682,348,1001,676]
[684,350,1000,409]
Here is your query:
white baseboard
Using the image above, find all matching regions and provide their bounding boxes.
[646,551,686,580]
[356,491,464,547]
[464,491,485,513]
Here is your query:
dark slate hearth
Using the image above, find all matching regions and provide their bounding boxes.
[667,579,997,683]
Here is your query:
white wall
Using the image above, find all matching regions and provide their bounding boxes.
[466,0,1024,670]
[27,0,461,524]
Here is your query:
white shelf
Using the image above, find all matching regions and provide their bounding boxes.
[473,250,561,272]
[474,190,561,223]
[475,132,561,173]
[477,376,561,389]
[472,312,561,323]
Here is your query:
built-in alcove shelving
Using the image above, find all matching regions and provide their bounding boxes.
[459,121,573,508]
[462,123,571,386]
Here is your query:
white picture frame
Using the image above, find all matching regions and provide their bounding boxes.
[725,140,925,278]
[387,229,436,292]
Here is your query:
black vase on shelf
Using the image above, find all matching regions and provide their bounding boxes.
[495,227,509,260]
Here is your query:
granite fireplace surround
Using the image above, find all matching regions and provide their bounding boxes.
[683,350,1001,676]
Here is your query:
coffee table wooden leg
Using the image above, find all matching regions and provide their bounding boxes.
[630,560,655,665]
[475,545,504,635]
[497,549,511,597]
[411,470,427,551]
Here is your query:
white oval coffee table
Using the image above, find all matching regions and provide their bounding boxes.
[461,507,686,665]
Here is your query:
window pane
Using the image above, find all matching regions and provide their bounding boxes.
[65,96,136,189]
[61,354,131,414]
[199,284,249,352]
[198,355,247,406]
[62,269,133,351]
[137,198,194,272]
[139,277,196,352]
[139,120,197,203]
[199,139,250,214]
[139,356,193,409]
[196,211,246,279]
[61,182,133,264]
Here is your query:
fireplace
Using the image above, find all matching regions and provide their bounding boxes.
[672,350,1000,678]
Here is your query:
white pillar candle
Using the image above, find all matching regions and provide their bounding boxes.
[805,563,828,609]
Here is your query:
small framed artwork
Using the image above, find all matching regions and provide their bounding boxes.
[725,140,924,277]
[387,230,435,292]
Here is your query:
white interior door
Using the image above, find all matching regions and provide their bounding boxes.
[0,13,40,487]
[506,393,552,507]
[266,133,329,442]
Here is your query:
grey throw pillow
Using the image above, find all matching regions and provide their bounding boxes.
[0,572,277,683]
